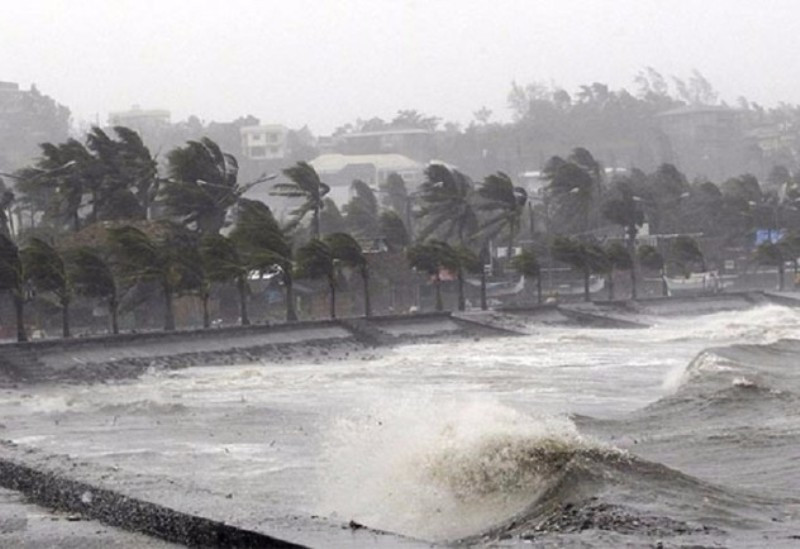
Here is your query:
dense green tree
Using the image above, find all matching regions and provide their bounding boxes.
[22,238,73,337]
[271,161,330,238]
[0,234,28,341]
[417,164,478,245]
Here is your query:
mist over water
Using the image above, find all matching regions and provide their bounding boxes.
[1,304,799,545]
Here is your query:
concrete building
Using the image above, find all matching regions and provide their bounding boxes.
[239,124,288,160]
[108,105,171,134]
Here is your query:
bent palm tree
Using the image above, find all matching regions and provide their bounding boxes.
[200,234,252,327]
[271,161,330,238]
[71,247,121,334]
[164,137,272,235]
[296,239,336,318]
[326,232,371,317]
[510,248,542,304]
[22,238,73,338]
[602,179,645,298]
[416,164,478,245]
[230,199,296,322]
[477,172,528,258]
[638,245,667,297]
[407,240,458,311]
[0,234,27,341]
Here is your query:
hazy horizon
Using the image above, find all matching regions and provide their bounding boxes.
[4,0,800,134]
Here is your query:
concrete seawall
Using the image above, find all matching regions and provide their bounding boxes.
[0,312,519,384]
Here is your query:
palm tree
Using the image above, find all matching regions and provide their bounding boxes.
[638,245,667,297]
[230,199,297,322]
[604,242,633,301]
[379,210,410,251]
[163,137,271,235]
[756,242,786,291]
[296,239,337,318]
[0,234,28,341]
[601,178,645,298]
[380,172,411,232]
[416,164,478,245]
[71,247,121,334]
[22,238,73,338]
[343,180,380,238]
[669,236,705,277]
[271,161,330,238]
[407,240,458,311]
[551,236,606,302]
[0,180,14,237]
[543,154,597,236]
[108,224,197,331]
[326,232,371,317]
[477,172,528,259]
[510,248,542,305]
[454,245,482,311]
[200,234,251,327]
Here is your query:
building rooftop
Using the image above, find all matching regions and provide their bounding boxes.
[656,105,740,118]
[310,153,422,174]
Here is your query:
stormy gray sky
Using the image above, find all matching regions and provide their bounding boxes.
[3,0,799,134]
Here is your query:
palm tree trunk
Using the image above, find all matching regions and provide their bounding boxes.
[434,273,443,311]
[285,275,298,322]
[361,267,371,317]
[109,295,119,335]
[13,293,26,342]
[202,291,211,329]
[626,231,637,299]
[779,261,785,291]
[163,285,175,331]
[583,269,591,302]
[480,269,487,310]
[61,298,71,338]
[457,268,465,311]
[661,267,669,297]
[312,205,321,239]
[237,276,250,326]
[329,279,336,319]
[536,274,542,304]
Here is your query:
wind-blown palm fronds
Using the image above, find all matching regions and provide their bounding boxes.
[271,161,330,238]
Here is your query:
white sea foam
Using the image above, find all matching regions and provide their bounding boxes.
[317,395,592,541]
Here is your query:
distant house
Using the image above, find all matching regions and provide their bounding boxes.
[309,153,424,205]
[239,124,288,160]
[108,105,171,134]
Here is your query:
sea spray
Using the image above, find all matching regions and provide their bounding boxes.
[317,395,600,541]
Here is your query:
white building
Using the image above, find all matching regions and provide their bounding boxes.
[240,124,288,160]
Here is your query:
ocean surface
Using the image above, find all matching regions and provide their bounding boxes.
[1,304,800,547]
